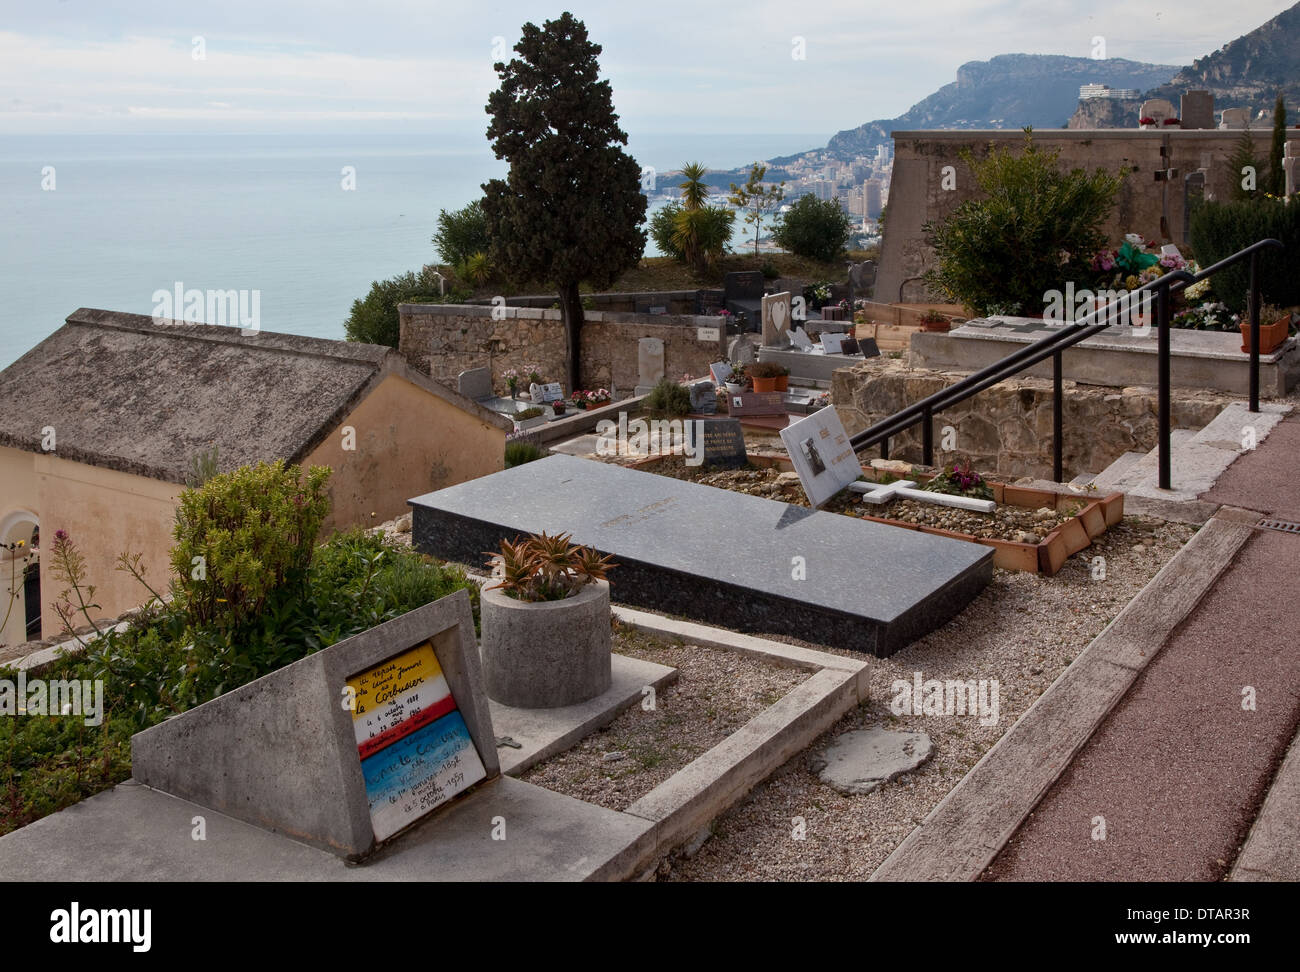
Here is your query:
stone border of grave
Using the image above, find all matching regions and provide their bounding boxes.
[628,452,1125,576]
[453,569,869,876]
[606,606,870,879]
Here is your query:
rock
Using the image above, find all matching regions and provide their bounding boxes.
[1015,531,1037,544]
[815,727,935,796]
[394,513,413,533]
[1132,544,1146,554]
[602,751,627,763]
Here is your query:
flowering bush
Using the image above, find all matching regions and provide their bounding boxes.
[502,367,520,393]
[1172,302,1238,332]
[1139,117,1157,126]
[921,460,994,500]
[570,388,612,407]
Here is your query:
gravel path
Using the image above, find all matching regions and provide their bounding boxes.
[655,515,1194,881]
[520,625,808,812]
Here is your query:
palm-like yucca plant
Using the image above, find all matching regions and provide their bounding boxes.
[673,162,710,274]
[484,532,617,602]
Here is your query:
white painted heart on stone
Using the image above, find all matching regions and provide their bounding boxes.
[772,299,788,332]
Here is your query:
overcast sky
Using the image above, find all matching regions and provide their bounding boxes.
[0,1,1293,136]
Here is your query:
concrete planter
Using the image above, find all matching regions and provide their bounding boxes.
[480,579,612,708]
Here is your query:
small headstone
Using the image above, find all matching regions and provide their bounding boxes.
[694,418,747,468]
[638,337,665,390]
[727,333,759,365]
[790,327,815,351]
[1219,107,1250,130]
[728,390,786,416]
[857,337,881,358]
[688,378,717,414]
[762,291,792,348]
[812,727,934,796]
[779,406,862,507]
[1180,90,1214,130]
[840,337,862,356]
[457,367,493,401]
[708,361,733,385]
[1140,98,1176,124]
[530,382,564,403]
[821,332,846,354]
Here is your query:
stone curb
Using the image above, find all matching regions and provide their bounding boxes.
[1229,724,1300,881]
[608,607,870,876]
[621,667,861,867]
[869,506,1255,881]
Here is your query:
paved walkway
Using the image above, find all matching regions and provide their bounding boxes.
[984,412,1300,881]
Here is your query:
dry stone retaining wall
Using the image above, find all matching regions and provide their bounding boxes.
[398,303,727,395]
[832,356,1231,481]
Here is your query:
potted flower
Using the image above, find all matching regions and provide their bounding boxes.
[502,367,520,398]
[1139,116,1157,130]
[587,388,612,408]
[1162,117,1181,127]
[920,309,951,332]
[551,399,567,416]
[724,364,749,395]
[773,364,791,392]
[1239,307,1295,355]
[748,360,784,393]
[480,532,618,708]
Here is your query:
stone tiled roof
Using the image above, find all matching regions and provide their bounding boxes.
[0,308,511,484]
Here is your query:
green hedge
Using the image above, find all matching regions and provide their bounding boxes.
[1188,199,1300,314]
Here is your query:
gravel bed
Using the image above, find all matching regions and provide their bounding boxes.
[519,624,808,812]
[651,514,1195,882]
[631,458,1085,542]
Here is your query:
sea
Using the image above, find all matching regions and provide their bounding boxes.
[0,131,826,369]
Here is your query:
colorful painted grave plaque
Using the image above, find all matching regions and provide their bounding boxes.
[347,640,487,842]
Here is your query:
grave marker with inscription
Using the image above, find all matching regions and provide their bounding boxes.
[347,640,487,842]
[694,418,748,468]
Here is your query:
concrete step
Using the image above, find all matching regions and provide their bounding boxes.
[1105,401,1293,503]
[1084,451,1148,493]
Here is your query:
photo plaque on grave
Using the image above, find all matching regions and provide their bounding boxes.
[347,640,488,842]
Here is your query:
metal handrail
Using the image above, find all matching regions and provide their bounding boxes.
[850,239,1285,490]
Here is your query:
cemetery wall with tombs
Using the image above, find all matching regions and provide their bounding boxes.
[832,355,1232,481]
[877,128,1298,304]
[398,303,727,395]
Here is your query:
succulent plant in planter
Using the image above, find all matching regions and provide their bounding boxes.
[480,533,619,708]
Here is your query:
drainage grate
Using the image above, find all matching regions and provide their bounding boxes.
[1256,518,1300,535]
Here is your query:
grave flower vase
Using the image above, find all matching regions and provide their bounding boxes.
[480,580,612,708]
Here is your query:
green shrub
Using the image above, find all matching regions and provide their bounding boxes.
[505,441,547,467]
[170,461,332,630]
[650,202,733,265]
[457,251,494,286]
[771,194,854,263]
[760,259,780,280]
[433,199,490,268]
[344,267,443,348]
[516,406,544,420]
[1,528,478,836]
[644,377,691,418]
[923,135,1124,317]
[1188,198,1300,314]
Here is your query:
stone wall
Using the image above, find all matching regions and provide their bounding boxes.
[876,128,1298,304]
[398,303,728,395]
[832,356,1232,481]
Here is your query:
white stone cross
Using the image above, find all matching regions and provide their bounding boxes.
[847,479,996,513]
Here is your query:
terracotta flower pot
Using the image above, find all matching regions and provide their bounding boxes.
[1239,317,1291,355]
[752,376,778,393]
[774,375,789,392]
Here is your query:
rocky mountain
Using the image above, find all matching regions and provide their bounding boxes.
[1140,1,1300,117]
[796,54,1179,162]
